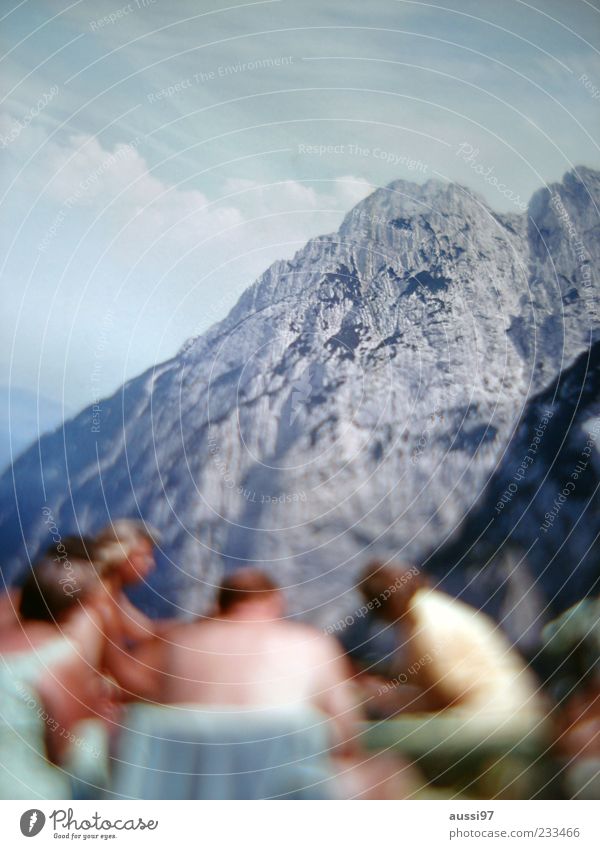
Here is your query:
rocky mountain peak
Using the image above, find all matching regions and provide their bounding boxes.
[1,168,598,629]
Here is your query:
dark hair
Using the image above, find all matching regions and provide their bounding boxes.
[19,557,100,623]
[358,560,423,621]
[217,568,280,613]
[45,535,95,562]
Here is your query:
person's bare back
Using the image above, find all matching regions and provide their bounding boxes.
[150,570,361,748]
[123,569,415,798]
[164,616,349,709]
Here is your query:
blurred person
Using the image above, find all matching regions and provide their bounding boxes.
[30,523,161,695]
[0,536,96,632]
[0,558,111,798]
[113,568,415,799]
[45,534,96,562]
[0,554,163,800]
[542,598,600,798]
[160,568,360,740]
[541,596,600,700]
[0,585,20,632]
[359,561,545,729]
[93,521,157,588]
[92,520,160,643]
[91,520,180,701]
[41,522,166,701]
[44,523,166,649]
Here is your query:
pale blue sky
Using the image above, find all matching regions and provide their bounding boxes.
[1,0,599,428]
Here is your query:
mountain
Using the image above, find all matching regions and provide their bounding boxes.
[426,339,600,650]
[1,167,599,628]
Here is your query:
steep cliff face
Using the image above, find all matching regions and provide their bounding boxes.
[427,339,600,640]
[1,168,598,625]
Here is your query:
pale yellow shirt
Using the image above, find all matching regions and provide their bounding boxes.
[405,588,543,721]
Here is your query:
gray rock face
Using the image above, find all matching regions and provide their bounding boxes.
[1,168,599,626]
[427,338,600,627]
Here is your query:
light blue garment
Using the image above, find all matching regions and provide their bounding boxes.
[112,703,339,800]
[66,719,110,800]
[0,639,73,799]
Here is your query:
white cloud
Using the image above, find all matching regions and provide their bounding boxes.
[38,132,244,254]
[31,133,372,265]
[1,124,375,408]
[222,174,373,215]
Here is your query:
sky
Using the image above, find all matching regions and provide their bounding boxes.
[1,0,599,439]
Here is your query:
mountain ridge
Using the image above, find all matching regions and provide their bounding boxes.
[1,166,599,629]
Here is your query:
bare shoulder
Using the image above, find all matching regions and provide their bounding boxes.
[0,621,54,651]
[278,620,343,656]
[277,619,320,639]
[160,619,214,645]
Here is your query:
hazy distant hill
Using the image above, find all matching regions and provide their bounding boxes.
[0,386,69,472]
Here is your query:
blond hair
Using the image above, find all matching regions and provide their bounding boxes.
[93,519,159,574]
